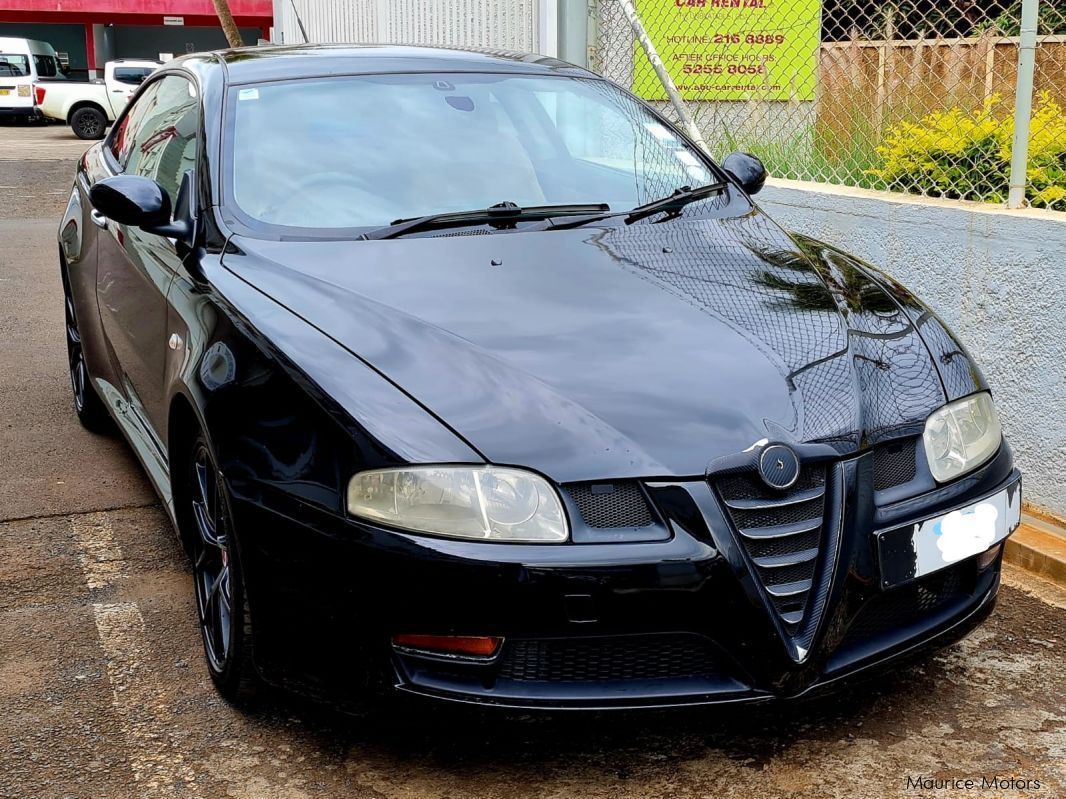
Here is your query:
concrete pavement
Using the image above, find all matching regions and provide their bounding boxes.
[0,123,94,162]
[1,123,1064,799]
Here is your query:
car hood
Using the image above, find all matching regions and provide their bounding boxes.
[223,211,948,482]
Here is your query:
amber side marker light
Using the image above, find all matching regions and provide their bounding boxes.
[977,543,1004,571]
[392,634,503,659]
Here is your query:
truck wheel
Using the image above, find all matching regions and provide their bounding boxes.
[70,107,107,140]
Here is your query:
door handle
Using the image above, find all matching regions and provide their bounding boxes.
[90,209,108,229]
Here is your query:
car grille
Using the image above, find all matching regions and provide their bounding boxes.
[714,465,828,629]
[497,634,719,682]
[565,482,654,528]
[873,437,919,491]
[842,564,970,645]
[429,228,492,237]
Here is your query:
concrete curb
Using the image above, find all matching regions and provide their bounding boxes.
[1004,515,1066,589]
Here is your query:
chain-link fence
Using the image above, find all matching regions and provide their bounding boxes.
[590,0,1066,211]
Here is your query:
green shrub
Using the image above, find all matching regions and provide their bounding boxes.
[868,92,1066,210]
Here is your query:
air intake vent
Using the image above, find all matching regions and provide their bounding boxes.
[498,634,719,682]
[429,228,492,237]
[873,437,918,491]
[714,466,828,628]
[566,482,654,528]
[842,562,969,646]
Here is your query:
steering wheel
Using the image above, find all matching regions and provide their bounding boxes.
[267,172,400,228]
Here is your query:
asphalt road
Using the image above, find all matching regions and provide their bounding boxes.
[2,123,1065,799]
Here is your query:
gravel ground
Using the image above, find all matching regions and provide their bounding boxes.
[1,123,1064,799]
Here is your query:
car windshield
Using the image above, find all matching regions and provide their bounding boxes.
[0,54,30,77]
[228,72,727,231]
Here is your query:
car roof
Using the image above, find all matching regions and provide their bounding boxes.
[173,43,594,86]
[0,37,57,56]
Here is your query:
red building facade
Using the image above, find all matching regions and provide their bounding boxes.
[0,0,273,77]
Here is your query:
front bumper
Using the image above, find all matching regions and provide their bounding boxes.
[229,444,1020,710]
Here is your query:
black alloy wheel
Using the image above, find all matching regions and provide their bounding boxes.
[70,106,106,140]
[188,434,257,700]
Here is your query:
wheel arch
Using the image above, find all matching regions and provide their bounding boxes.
[66,100,108,125]
[58,223,114,411]
[167,389,208,555]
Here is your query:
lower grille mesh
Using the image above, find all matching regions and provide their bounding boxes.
[498,634,718,682]
[843,565,969,645]
[874,437,919,491]
[565,483,654,528]
[715,465,828,628]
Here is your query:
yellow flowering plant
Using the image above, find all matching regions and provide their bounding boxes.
[869,92,1066,210]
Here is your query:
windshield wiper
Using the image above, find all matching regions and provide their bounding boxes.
[359,201,610,240]
[623,182,729,224]
[539,181,730,233]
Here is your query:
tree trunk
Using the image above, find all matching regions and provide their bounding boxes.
[211,0,245,49]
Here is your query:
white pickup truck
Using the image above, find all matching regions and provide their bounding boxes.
[35,59,160,139]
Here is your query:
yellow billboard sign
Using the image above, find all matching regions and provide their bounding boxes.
[633,0,822,102]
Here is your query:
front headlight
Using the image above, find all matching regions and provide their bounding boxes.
[923,392,1002,483]
[346,465,568,542]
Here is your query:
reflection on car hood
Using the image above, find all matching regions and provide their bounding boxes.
[224,211,950,482]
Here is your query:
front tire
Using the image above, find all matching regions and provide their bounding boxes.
[69,106,107,140]
[187,433,258,703]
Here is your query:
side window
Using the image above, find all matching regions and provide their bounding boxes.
[109,80,161,165]
[114,67,152,86]
[0,55,30,77]
[110,75,199,210]
[33,55,59,78]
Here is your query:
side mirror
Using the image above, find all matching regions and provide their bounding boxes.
[89,175,190,241]
[90,175,171,226]
[722,151,768,196]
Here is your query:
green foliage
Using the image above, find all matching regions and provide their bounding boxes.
[868,93,1066,209]
[980,1,1066,35]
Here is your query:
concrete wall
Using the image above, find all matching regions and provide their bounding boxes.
[275,0,540,51]
[760,179,1066,518]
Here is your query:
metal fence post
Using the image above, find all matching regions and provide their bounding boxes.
[558,0,589,66]
[539,0,560,57]
[1007,0,1040,209]
[586,0,600,72]
[616,0,710,153]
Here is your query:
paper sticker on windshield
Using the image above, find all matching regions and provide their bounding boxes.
[673,149,707,182]
[238,88,259,101]
[673,149,709,183]
[686,165,710,182]
[674,150,700,168]
[643,122,677,142]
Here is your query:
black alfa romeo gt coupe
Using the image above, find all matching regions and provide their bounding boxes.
[58,44,1021,709]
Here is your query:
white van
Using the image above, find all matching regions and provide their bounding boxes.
[0,37,64,120]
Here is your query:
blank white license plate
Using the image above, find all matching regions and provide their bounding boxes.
[876,478,1021,587]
